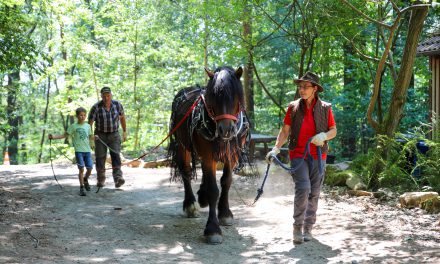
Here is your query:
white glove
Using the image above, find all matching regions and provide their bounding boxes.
[265,147,280,164]
[311,132,327,147]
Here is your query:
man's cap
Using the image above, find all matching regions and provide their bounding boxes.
[294,71,323,92]
[100,87,112,94]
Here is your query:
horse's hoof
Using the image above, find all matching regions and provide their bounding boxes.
[197,191,209,208]
[184,204,199,218]
[219,216,233,226]
[206,234,223,244]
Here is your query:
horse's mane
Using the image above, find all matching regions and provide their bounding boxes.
[205,66,244,108]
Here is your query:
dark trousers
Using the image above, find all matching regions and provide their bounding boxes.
[95,131,123,182]
[290,158,326,227]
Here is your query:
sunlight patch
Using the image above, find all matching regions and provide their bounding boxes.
[168,244,184,254]
[114,249,133,255]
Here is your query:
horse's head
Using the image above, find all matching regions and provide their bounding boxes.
[204,66,244,141]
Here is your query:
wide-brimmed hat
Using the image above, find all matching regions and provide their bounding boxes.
[294,71,323,92]
[100,87,112,94]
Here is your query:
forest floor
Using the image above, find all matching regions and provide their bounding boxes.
[0,162,439,264]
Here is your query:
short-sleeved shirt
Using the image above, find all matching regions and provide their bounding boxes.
[283,100,336,160]
[67,123,92,153]
[88,100,124,133]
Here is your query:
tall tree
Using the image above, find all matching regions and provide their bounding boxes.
[1,2,37,164]
[342,0,430,189]
[6,72,20,164]
[243,0,255,127]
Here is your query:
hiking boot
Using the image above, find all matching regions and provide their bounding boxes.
[97,175,106,188]
[115,177,125,188]
[293,225,303,244]
[79,187,86,196]
[303,225,313,242]
[84,178,91,191]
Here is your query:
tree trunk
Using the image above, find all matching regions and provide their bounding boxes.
[133,24,141,149]
[368,6,429,190]
[243,1,255,128]
[6,72,20,165]
[342,44,357,158]
[60,20,74,131]
[203,1,209,84]
[383,7,429,137]
[38,77,51,163]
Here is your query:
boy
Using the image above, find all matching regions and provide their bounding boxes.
[49,107,94,196]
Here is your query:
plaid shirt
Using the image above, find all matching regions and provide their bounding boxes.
[88,100,125,133]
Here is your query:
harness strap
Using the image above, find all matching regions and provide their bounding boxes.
[214,114,238,122]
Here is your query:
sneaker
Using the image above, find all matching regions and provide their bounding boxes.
[84,178,91,191]
[115,177,125,188]
[293,225,303,244]
[79,187,86,196]
[303,225,313,242]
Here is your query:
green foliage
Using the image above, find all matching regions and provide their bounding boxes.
[0,0,439,173]
[350,130,440,193]
[0,1,38,72]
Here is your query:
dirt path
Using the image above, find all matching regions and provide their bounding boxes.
[0,163,439,264]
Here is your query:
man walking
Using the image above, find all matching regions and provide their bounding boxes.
[89,87,127,188]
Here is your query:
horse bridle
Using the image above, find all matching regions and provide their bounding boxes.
[200,94,243,122]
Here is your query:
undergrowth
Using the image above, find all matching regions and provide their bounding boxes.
[349,126,440,193]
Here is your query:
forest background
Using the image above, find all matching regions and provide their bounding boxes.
[1,0,440,191]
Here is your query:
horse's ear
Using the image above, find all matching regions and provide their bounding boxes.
[204,68,214,79]
[235,67,243,79]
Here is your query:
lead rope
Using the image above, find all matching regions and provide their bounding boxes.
[48,139,81,196]
[251,138,323,205]
[49,139,63,189]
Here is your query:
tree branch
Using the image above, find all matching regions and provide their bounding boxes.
[366,15,402,132]
[254,2,295,46]
[340,0,392,30]
[254,1,292,36]
[378,27,397,81]
[337,27,390,66]
[251,61,286,115]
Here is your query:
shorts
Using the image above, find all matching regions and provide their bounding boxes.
[75,152,93,169]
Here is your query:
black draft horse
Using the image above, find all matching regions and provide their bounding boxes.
[168,66,250,244]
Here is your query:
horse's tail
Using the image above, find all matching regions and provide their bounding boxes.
[167,133,179,182]
[167,89,184,182]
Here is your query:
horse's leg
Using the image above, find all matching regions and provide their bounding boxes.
[200,159,222,244]
[218,161,234,226]
[177,144,198,218]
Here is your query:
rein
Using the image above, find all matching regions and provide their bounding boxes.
[124,95,203,165]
